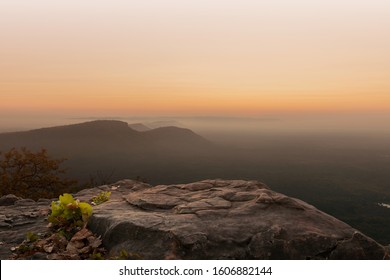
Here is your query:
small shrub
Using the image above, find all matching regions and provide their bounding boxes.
[12,194,107,260]
[26,232,38,243]
[91,191,111,205]
[48,193,92,230]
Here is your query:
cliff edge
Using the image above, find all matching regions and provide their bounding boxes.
[1,179,389,259]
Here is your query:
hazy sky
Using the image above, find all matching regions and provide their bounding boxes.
[1,0,390,119]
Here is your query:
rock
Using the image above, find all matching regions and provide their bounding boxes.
[82,179,388,260]
[66,228,96,255]
[1,179,388,260]
[385,245,390,258]
[15,199,36,206]
[0,198,50,259]
[0,194,22,206]
[29,252,48,260]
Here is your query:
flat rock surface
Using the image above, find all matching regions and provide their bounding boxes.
[1,179,388,259]
[0,198,51,259]
[82,180,388,259]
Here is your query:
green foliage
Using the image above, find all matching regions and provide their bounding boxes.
[26,232,38,243]
[11,194,108,259]
[57,229,74,241]
[12,232,41,256]
[48,193,93,230]
[15,244,36,254]
[0,147,76,200]
[91,191,111,205]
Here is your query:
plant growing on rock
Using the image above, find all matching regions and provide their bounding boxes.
[48,193,92,230]
[26,231,39,243]
[91,191,111,205]
[11,193,107,260]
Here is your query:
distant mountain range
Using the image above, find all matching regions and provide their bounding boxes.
[128,123,151,132]
[0,120,216,185]
[0,120,210,151]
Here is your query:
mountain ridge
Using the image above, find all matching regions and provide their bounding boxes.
[0,120,215,184]
[0,120,210,149]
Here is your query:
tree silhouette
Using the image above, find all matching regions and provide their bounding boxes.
[0,148,76,200]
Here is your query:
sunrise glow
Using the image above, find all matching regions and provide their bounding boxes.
[1,0,390,118]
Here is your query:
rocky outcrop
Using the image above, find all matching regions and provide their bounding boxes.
[0,194,23,206]
[0,197,51,259]
[1,179,388,259]
[80,179,388,260]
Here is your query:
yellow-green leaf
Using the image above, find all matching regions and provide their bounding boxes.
[79,202,93,218]
[59,193,75,206]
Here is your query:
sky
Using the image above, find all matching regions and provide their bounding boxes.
[1,0,390,122]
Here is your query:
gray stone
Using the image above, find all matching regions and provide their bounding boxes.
[84,179,388,260]
[1,179,388,260]
[14,199,36,206]
[0,194,22,206]
[0,198,50,259]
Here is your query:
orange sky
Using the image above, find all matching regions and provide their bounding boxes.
[1,0,390,117]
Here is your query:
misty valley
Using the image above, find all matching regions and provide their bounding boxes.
[0,119,390,245]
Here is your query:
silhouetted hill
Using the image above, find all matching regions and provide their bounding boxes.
[128,123,151,132]
[0,120,137,155]
[0,120,215,184]
[142,126,210,149]
[0,120,210,151]
[146,120,184,129]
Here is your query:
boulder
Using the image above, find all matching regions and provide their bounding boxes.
[0,194,22,206]
[81,179,387,259]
